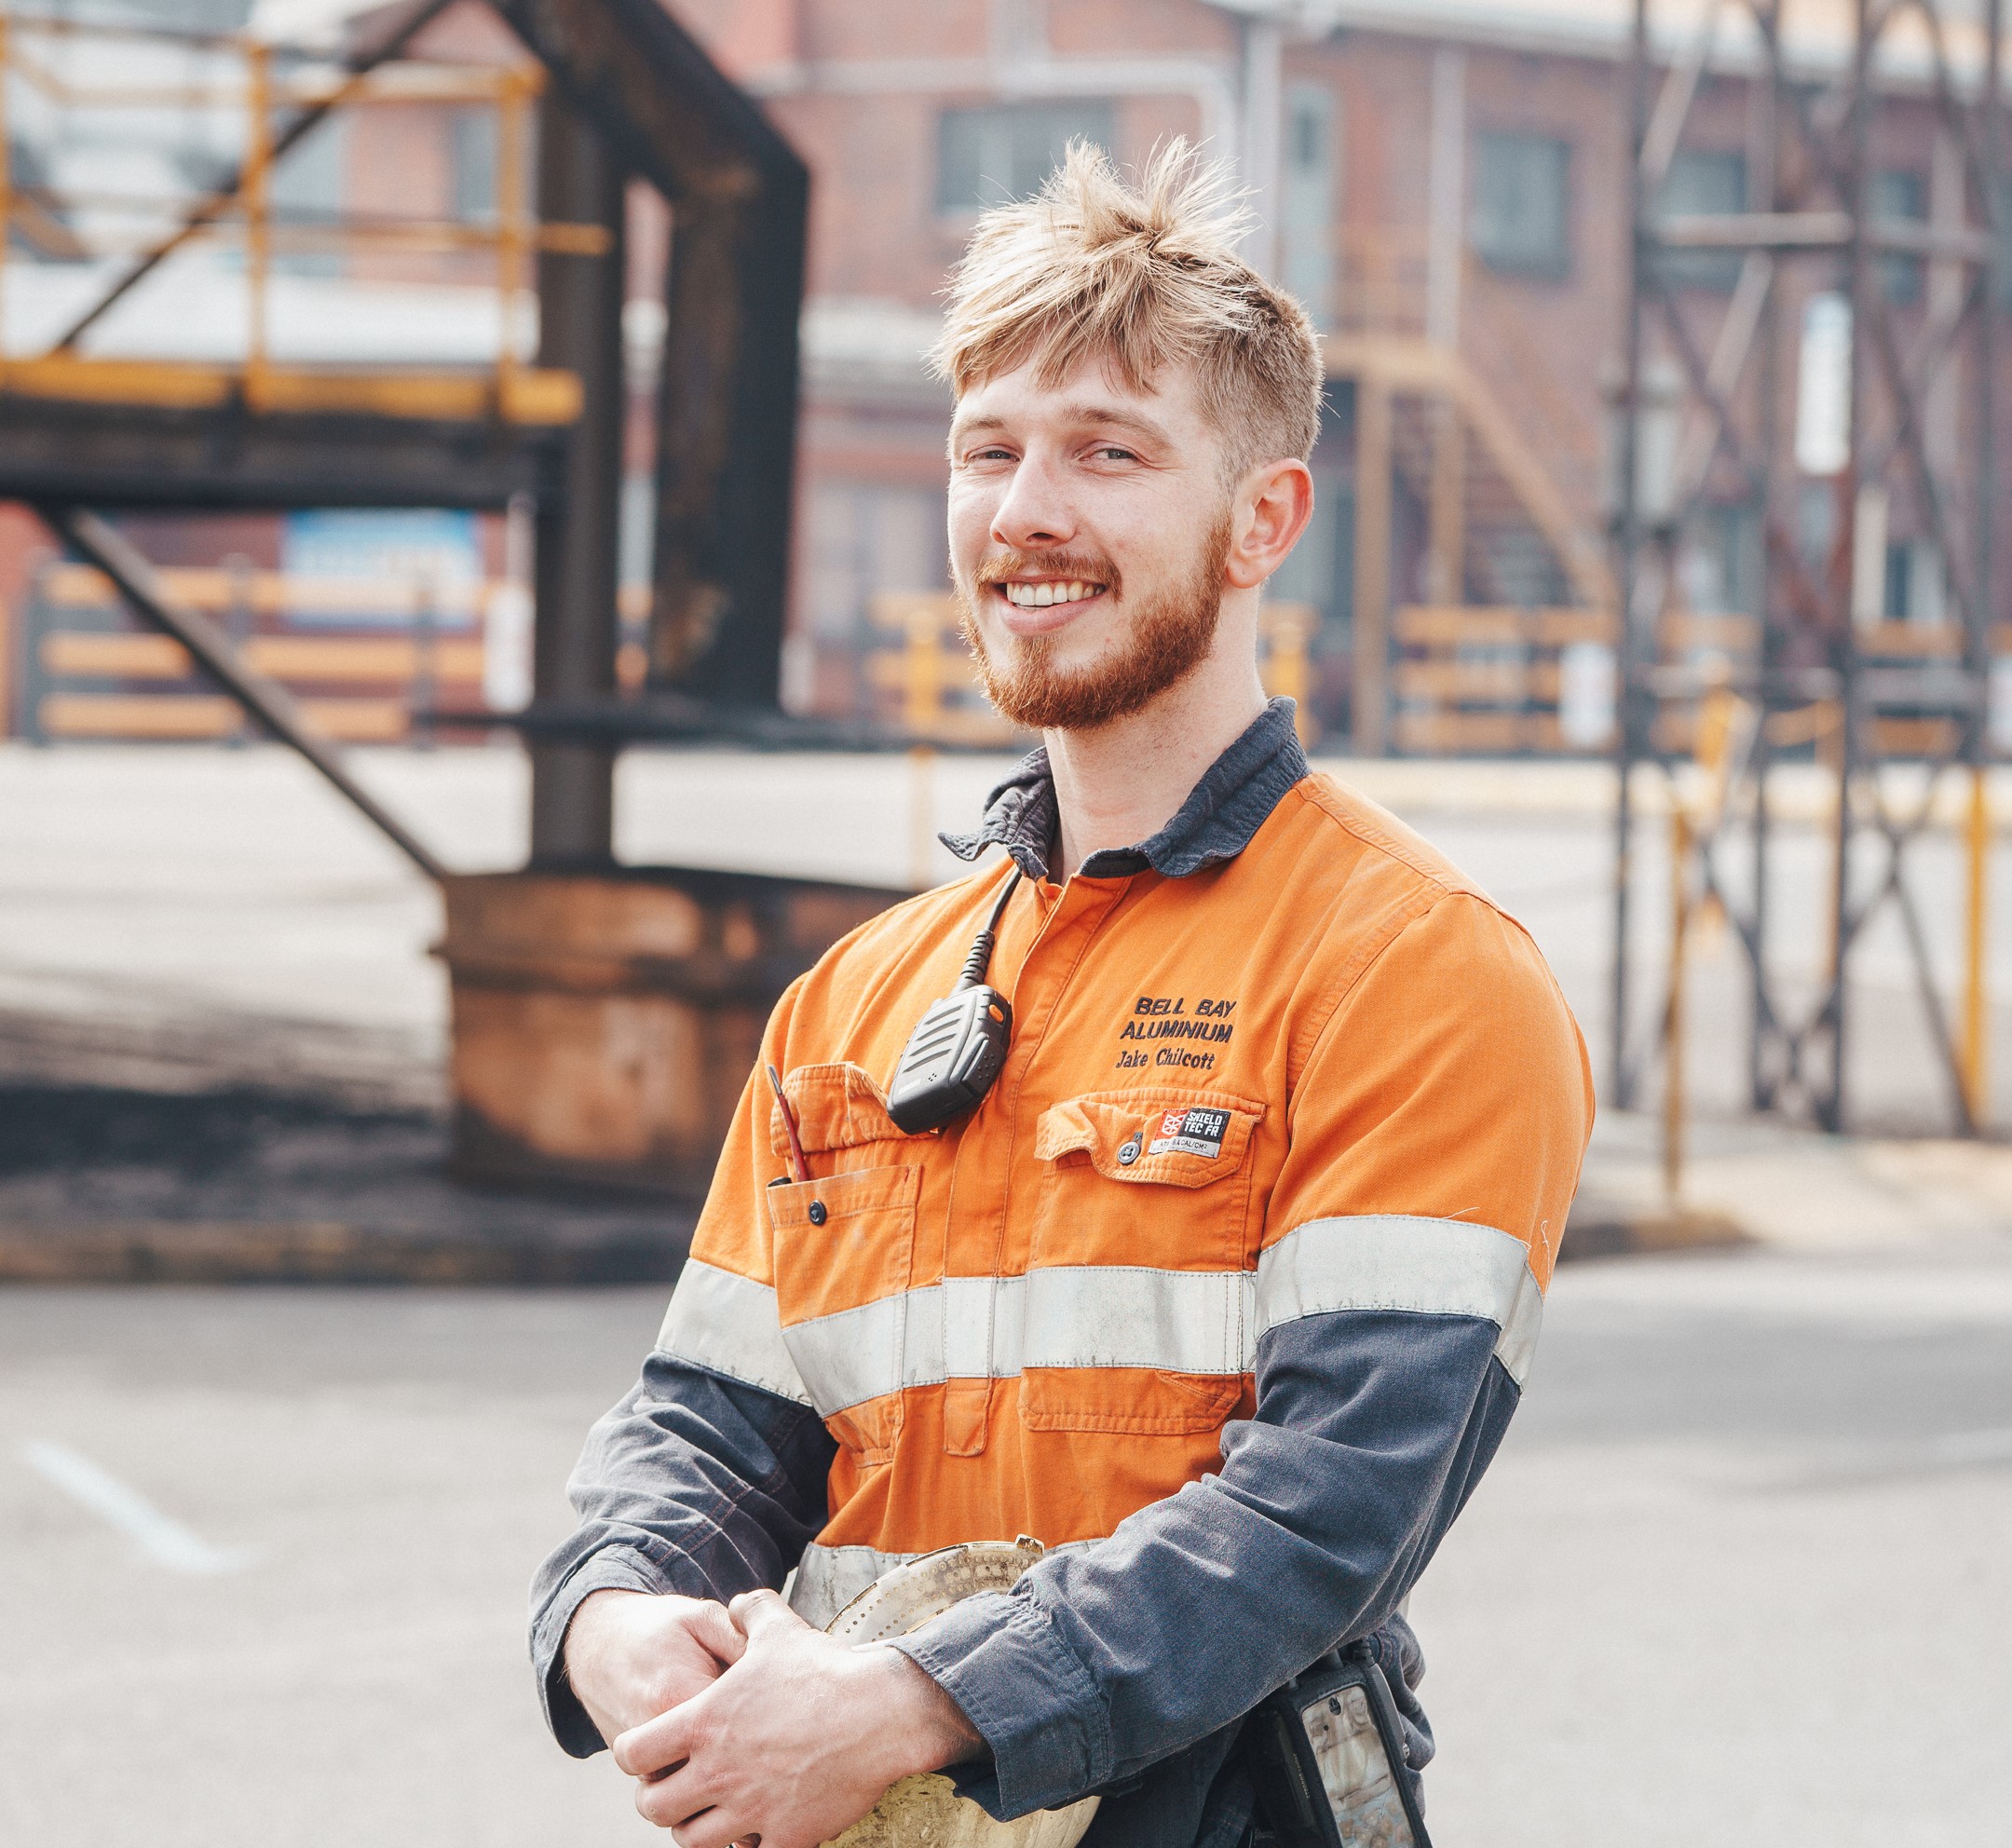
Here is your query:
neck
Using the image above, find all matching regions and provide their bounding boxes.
[1044,611,1268,881]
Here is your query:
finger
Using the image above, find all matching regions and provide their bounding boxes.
[613,1703,695,1780]
[687,1597,750,1666]
[727,1587,808,1641]
[660,1798,758,1848]
[633,1759,715,1829]
[635,1775,709,1831]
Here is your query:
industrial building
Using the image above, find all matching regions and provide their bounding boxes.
[5,0,2006,754]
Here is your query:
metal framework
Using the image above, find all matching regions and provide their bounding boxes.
[1611,0,2005,1136]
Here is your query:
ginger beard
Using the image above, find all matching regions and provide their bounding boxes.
[956,510,1233,731]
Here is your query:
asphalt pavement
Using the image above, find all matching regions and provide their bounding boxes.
[4,1248,2008,1847]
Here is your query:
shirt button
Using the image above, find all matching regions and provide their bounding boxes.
[808,1200,828,1226]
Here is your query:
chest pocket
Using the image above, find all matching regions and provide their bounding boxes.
[1024,1086,1265,1434]
[765,1063,922,1463]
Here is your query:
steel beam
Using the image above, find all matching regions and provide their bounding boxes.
[492,0,809,713]
[0,396,560,511]
[528,95,625,867]
[42,507,446,882]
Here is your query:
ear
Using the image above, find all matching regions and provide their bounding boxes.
[1223,459,1315,591]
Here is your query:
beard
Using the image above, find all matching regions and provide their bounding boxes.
[955,512,1232,732]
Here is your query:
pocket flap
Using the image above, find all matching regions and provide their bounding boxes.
[1033,1088,1264,1188]
[768,1062,908,1159]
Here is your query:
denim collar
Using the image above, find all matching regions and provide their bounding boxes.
[939,697,1308,881]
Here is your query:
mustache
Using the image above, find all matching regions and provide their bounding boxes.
[971,549,1122,595]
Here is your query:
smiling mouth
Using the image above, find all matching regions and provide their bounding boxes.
[995,579,1108,610]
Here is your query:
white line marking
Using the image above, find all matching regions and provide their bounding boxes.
[20,1439,259,1575]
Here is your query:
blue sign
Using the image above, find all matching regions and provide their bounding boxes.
[280,509,482,629]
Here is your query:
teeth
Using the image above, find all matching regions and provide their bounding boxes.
[1003,581,1101,607]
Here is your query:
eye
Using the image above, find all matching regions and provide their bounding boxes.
[1091,444,1138,463]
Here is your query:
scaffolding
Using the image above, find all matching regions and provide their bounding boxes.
[1611,0,2005,1138]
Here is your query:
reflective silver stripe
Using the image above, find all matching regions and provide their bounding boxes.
[782,1266,1253,1415]
[785,1542,915,1628]
[785,1537,1101,1630]
[1021,1266,1250,1374]
[656,1261,812,1406]
[1253,1216,1544,1387]
[760,1222,1529,1423]
[784,1287,943,1416]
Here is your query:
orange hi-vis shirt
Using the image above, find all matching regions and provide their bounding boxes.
[534,701,1593,1826]
[659,713,1591,1614]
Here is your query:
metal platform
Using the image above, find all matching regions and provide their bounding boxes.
[0,385,568,510]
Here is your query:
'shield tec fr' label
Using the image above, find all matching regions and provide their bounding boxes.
[1146,1107,1231,1159]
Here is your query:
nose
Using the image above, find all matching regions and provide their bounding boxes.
[989,448,1077,552]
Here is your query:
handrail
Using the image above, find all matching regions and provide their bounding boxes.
[0,7,606,422]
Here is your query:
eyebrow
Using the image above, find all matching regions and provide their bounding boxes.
[948,401,1176,452]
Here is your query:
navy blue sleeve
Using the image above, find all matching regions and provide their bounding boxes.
[893,1309,1521,1819]
[528,1351,839,1756]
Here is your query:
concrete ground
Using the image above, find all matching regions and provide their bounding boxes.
[4,740,2010,1261]
[4,740,2012,1842]
[2,1253,2007,1847]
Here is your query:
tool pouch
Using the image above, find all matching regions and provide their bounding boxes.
[1243,1643,1433,1848]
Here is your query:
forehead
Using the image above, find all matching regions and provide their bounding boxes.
[950,350,1213,446]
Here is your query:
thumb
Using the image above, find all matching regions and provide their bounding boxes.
[685,1596,750,1666]
[727,1586,810,1643]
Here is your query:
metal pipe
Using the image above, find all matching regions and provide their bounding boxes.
[1665,805,1691,1203]
[1611,0,1652,1107]
[496,70,529,406]
[40,508,447,883]
[1819,0,1878,1135]
[528,94,625,866]
[1748,2,1781,1112]
[1966,0,2004,1132]
[0,17,10,369]
[1351,374,1392,755]
[1962,765,1991,1124]
[244,42,271,401]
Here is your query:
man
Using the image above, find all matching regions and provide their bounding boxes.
[531,142,1593,1848]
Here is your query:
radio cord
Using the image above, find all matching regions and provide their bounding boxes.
[956,868,1024,990]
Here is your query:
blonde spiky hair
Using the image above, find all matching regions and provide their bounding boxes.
[933,139,1324,475]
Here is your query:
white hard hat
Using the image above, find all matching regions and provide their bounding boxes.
[821,1539,1101,1848]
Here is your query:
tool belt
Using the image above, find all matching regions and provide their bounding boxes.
[1241,1642,1434,1848]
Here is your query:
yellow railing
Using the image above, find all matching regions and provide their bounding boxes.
[0,13,600,425]
[24,560,494,743]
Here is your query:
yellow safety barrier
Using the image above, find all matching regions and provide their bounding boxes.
[22,561,497,746]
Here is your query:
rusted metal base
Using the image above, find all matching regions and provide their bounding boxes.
[441,867,905,1196]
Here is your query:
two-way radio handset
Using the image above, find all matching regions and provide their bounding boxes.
[885,869,1024,1135]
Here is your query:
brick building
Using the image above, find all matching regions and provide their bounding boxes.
[673,0,2007,744]
[5,0,2005,748]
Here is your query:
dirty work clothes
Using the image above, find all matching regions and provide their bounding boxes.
[529,697,1593,1845]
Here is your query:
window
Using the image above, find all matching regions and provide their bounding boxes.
[1279,83,1337,325]
[1997,176,2012,306]
[1884,537,1946,623]
[1470,130,1571,279]
[1872,168,1926,306]
[1679,504,1761,615]
[451,108,498,224]
[268,114,347,276]
[1657,147,1747,291]
[802,482,947,644]
[936,101,1116,213]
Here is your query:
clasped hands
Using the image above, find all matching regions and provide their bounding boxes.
[564,1586,983,1848]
